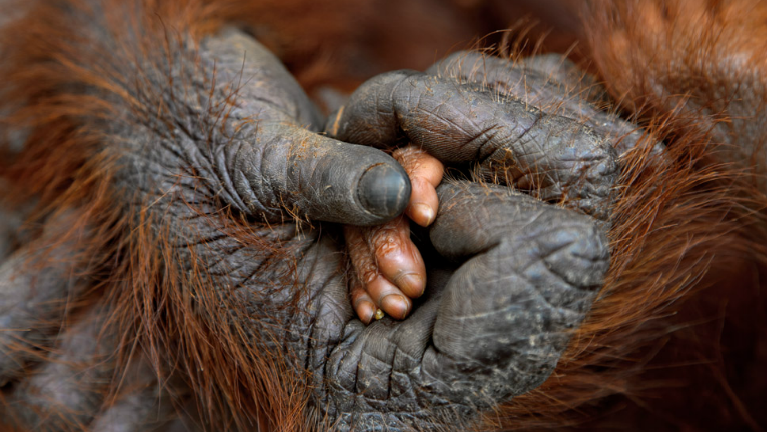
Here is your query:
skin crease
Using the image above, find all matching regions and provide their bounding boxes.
[0,0,766,431]
[346,147,444,322]
[0,11,612,431]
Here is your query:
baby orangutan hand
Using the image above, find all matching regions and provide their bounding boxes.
[344,146,444,323]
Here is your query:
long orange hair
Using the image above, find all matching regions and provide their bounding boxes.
[1,0,765,430]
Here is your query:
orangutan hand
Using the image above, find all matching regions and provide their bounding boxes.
[328,51,643,325]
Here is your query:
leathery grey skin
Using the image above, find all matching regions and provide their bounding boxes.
[324,182,608,430]
[0,21,614,432]
[161,30,607,429]
[325,62,620,220]
[428,51,667,159]
[114,27,411,227]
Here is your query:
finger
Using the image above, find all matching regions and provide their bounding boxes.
[229,126,411,226]
[323,182,609,428]
[429,51,665,159]
[3,307,116,431]
[201,28,323,131]
[0,211,88,386]
[521,53,610,104]
[423,182,609,403]
[428,51,605,115]
[393,146,443,227]
[345,225,386,322]
[326,67,619,219]
[342,147,435,323]
[349,274,376,325]
[345,224,418,320]
[198,29,412,226]
[367,217,426,301]
[364,273,411,321]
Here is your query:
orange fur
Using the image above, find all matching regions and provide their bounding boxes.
[485,1,767,430]
[0,0,765,431]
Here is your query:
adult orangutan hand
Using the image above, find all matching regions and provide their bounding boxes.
[329,51,631,328]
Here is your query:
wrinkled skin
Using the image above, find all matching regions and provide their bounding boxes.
[0,19,632,432]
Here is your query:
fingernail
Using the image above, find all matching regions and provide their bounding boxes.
[358,301,376,325]
[395,273,425,297]
[358,164,411,218]
[381,294,410,320]
[412,203,435,226]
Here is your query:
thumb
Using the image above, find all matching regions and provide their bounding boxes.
[227,124,411,226]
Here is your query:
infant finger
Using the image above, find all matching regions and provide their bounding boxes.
[393,146,444,227]
[349,277,377,325]
[344,222,421,320]
[366,216,426,300]
[363,272,412,320]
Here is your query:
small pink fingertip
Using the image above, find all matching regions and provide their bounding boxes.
[356,300,376,325]
[411,203,435,227]
[394,273,425,298]
[381,294,410,320]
